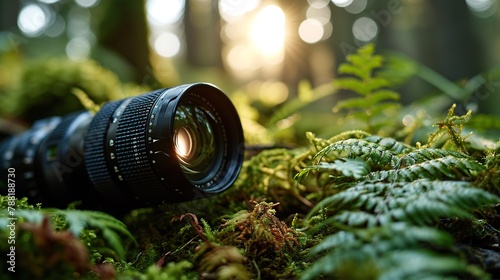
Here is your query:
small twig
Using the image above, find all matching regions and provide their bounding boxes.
[179,213,213,248]
[156,235,199,267]
[130,251,142,265]
[155,252,171,267]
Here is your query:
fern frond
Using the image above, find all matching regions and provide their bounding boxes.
[362,135,414,154]
[314,137,408,167]
[365,156,485,181]
[378,250,487,280]
[311,223,453,255]
[46,209,136,259]
[332,44,401,133]
[334,90,400,112]
[309,180,499,227]
[331,211,388,227]
[339,44,383,80]
[335,77,372,95]
[305,130,370,152]
[400,148,470,167]
[0,209,44,228]
[301,224,470,280]
[296,159,370,182]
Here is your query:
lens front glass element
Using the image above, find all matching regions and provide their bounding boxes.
[174,126,194,159]
[173,102,220,183]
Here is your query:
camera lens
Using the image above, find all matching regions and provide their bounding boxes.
[0,83,244,210]
[173,102,220,183]
[0,117,61,201]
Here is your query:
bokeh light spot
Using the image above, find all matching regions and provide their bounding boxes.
[75,0,99,8]
[308,0,330,9]
[38,0,60,3]
[402,115,415,127]
[299,18,324,44]
[345,0,367,14]
[466,0,497,18]
[259,80,289,105]
[331,0,354,8]
[45,14,65,37]
[306,5,331,24]
[352,17,378,42]
[219,0,260,22]
[250,5,286,55]
[66,37,91,61]
[18,4,48,37]
[154,32,181,58]
[147,0,185,26]
[227,44,259,71]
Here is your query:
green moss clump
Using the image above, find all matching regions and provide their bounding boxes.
[1,44,500,279]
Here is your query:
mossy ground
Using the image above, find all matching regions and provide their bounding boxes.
[1,45,500,279]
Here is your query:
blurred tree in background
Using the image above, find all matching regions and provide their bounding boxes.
[1,0,500,132]
[1,2,500,278]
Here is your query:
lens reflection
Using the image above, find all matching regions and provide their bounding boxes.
[173,101,219,183]
[174,126,193,158]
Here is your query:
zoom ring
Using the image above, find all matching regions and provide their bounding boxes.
[113,89,169,204]
[84,100,126,199]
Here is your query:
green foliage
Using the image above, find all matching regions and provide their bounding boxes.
[334,44,401,133]
[217,202,301,258]
[48,209,137,259]
[301,223,487,280]
[290,46,500,279]
[299,158,371,180]
[311,180,497,227]
[0,57,148,122]
[422,103,473,154]
[196,245,251,280]
[3,44,500,279]
[118,261,196,280]
[0,198,136,261]
[298,131,499,279]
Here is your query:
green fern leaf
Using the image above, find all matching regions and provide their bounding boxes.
[365,156,485,181]
[335,77,371,96]
[341,44,383,80]
[298,159,370,181]
[332,44,402,133]
[363,135,414,154]
[330,211,389,227]
[334,90,400,112]
[0,209,44,228]
[337,63,366,79]
[302,224,461,280]
[315,139,401,168]
[309,180,499,228]
[47,209,136,259]
[379,250,487,280]
[400,148,470,167]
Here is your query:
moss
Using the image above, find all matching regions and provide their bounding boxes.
[1,45,500,279]
[0,57,149,122]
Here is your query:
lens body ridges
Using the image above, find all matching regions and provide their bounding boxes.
[1,83,244,211]
[84,99,131,205]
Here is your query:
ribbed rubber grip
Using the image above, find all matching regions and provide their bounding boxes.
[39,112,88,200]
[113,89,168,204]
[84,99,126,199]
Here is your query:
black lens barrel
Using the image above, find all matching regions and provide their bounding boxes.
[0,83,244,211]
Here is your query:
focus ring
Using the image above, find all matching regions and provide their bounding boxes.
[84,100,126,199]
[114,89,168,204]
